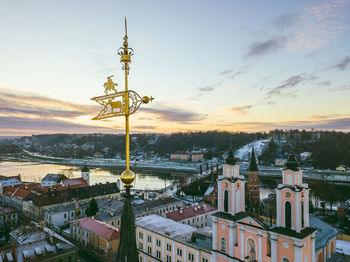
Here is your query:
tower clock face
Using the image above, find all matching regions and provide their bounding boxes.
[286,192,291,198]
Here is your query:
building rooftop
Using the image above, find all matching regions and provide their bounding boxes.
[166,204,216,221]
[41,173,68,183]
[310,215,338,251]
[137,215,197,239]
[61,177,88,188]
[9,221,77,262]
[72,217,120,241]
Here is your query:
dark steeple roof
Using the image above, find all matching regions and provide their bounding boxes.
[116,187,138,261]
[82,165,89,172]
[226,149,236,165]
[248,148,258,172]
[285,153,299,171]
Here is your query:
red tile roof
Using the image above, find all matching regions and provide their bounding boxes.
[74,217,120,241]
[61,177,88,188]
[166,204,216,221]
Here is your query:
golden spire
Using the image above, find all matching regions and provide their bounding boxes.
[91,18,154,187]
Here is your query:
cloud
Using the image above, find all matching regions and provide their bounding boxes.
[224,105,253,115]
[329,56,350,71]
[0,116,115,134]
[220,69,245,80]
[197,82,221,97]
[290,0,350,49]
[218,117,350,131]
[266,74,317,98]
[0,87,99,118]
[274,11,300,30]
[142,105,206,123]
[244,36,287,59]
[318,80,332,87]
[133,125,156,130]
[330,85,350,91]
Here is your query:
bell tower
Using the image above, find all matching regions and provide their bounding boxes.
[247,148,260,212]
[81,164,90,186]
[217,150,245,215]
[276,153,309,232]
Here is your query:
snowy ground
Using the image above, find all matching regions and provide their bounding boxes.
[235,139,270,160]
[336,240,350,256]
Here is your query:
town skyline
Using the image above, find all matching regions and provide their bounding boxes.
[1,0,350,136]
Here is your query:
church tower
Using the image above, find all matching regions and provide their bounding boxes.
[276,153,309,232]
[270,153,316,262]
[217,150,246,215]
[81,165,90,186]
[247,148,260,212]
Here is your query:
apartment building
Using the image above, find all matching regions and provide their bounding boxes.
[70,217,120,261]
[136,215,211,262]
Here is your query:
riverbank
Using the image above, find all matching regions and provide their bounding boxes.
[0,150,199,173]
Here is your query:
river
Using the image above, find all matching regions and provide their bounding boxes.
[0,161,346,208]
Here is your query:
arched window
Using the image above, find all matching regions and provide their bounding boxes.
[224,190,229,212]
[220,238,227,253]
[285,201,292,228]
[301,201,304,228]
[282,258,290,262]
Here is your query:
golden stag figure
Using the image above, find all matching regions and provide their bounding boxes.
[104,75,118,94]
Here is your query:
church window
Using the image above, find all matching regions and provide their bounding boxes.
[220,238,227,253]
[224,190,229,212]
[301,201,304,228]
[285,201,292,228]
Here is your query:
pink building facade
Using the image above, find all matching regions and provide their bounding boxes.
[211,154,336,262]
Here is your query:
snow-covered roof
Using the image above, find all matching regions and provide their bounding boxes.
[204,186,214,196]
[136,214,197,239]
[310,215,337,251]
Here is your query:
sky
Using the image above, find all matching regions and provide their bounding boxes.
[0,0,350,136]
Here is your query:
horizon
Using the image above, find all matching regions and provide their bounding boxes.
[1,0,350,136]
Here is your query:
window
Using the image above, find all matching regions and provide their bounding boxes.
[156,239,161,247]
[147,246,152,254]
[188,253,194,261]
[166,243,172,251]
[202,258,208,262]
[282,258,290,262]
[177,248,182,256]
[166,256,172,262]
[224,190,229,212]
[64,213,67,219]
[156,250,161,258]
[138,242,143,249]
[147,235,152,242]
[139,232,143,239]
[301,201,305,228]
[220,237,227,253]
[285,201,292,228]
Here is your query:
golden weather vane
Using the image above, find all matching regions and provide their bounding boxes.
[91,18,154,187]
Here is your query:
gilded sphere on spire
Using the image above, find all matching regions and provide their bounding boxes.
[120,169,136,186]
